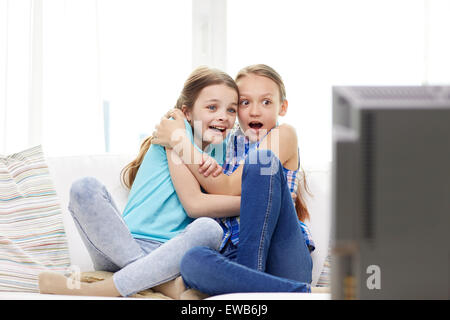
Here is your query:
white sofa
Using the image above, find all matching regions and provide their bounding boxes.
[0,153,332,300]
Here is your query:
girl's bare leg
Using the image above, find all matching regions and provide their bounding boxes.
[179,288,209,300]
[152,276,187,299]
[38,271,121,297]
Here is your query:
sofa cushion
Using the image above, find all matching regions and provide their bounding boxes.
[0,145,71,292]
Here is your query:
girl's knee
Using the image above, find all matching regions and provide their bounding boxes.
[69,177,103,211]
[70,177,101,197]
[187,218,223,250]
[180,246,215,280]
[181,247,206,271]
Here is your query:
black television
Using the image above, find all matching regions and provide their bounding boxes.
[331,86,450,299]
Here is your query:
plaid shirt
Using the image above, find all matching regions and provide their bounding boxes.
[217,127,315,253]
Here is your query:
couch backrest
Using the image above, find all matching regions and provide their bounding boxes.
[47,154,331,286]
[47,154,132,272]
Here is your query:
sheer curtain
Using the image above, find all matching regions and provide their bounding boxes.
[1,0,34,154]
[0,0,103,155]
[96,0,192,155]
[1,0,449,158]
[227,0,450,166]
[42,0,103,156]
[43,0,192,156]
[1,0,191,156]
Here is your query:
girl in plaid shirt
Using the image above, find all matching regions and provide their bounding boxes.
[154,64,315,297]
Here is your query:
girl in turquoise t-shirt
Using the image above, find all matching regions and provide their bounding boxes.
[38,66,241,298]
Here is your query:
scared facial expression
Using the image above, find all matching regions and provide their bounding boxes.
[236,73,287,142]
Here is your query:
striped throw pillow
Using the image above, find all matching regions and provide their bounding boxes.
[316,249,331,287]
[0,145,71,292]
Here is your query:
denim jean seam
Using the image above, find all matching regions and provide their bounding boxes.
[100,193,133,233]
[257,158,276,272]
[102,185,121,215]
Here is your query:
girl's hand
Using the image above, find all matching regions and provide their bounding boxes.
[152,109,186,149]
[164,108,185,120]
[199,154,223,178]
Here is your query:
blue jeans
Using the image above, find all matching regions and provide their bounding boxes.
[180,149,313,295]
[68,177,223,297]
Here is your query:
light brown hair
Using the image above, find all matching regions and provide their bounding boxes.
[120,66,239,189]
[236,64,311,222]
[236,64,286,103]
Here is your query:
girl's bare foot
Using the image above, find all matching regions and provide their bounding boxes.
[38,271,120,297]
[152,276,188,299]
[39,271,73,295]
[179,288,209,300]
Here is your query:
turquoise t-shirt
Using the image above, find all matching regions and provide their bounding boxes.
[122,119,226,242]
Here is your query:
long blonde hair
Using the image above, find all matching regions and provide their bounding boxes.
[120,66,239,189]
[236,64,312,222]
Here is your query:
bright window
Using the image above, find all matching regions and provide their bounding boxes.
[42,0,192,156]
[227,0,425,165]
[0,0,32,154]
[2,0,450,161]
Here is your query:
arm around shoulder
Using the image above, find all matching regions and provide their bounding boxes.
[166,149,240,218]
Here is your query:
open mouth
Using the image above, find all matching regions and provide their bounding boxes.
[248,121,263,130]
[209,125,226,133]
